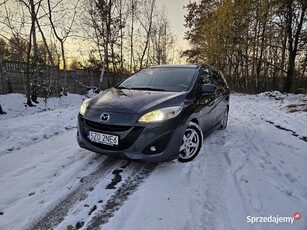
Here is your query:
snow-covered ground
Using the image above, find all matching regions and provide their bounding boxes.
[0,92,306,230]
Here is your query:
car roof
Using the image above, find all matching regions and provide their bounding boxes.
[148,64,200,69]
[147,64,214,70]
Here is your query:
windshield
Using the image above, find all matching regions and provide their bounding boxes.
[117,67,197,92]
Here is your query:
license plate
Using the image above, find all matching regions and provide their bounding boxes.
[88,131,119,146]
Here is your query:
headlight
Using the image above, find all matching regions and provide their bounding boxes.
[138,106,182,123]
[79,98,91,115]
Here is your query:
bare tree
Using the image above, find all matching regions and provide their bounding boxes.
[137,0,156,69]
[46,0,80,95]
[86,0,124,89]
[151,8,175,65]
[129,0,137,72]
[283,0,307,92]
[1,1,38,105]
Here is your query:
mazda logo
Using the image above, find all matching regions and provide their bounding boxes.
[100,113,110,122]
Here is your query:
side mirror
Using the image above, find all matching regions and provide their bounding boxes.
[202,84,216,95]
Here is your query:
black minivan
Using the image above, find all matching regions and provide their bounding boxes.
[77,64,229,162]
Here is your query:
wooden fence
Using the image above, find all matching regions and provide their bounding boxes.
[1,61,306,95]
[0,61,128,95]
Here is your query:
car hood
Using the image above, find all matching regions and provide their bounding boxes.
[89,88,186,114]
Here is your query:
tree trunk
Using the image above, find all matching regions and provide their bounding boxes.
[139,0,155,69]
[130,0,135,72]
[36,19,56,98]
[283,1,306,92]
[30,0,39,103]
[119,0,123,72]
[25,28,33,106]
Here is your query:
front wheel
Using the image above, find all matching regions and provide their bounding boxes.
[178,122,203,162]
[219,108,229,130]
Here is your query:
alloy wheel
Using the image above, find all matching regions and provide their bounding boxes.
[178,122,203,162]
[219,108,229,130]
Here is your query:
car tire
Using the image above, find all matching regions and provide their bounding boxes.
[219,108,229,130]
[178,122,203,162]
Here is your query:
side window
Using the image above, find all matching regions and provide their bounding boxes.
[200,68,212,84]
[195,68,211,97]
[211,70,222,87]
[211,69,228,91]
[218,70,229,89]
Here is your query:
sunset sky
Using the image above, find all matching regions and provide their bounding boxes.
[156,0,191,49]
[0,0,192,64]
[67,0,191,63]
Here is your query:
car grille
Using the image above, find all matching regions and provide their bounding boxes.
[80,118,144,151]
[83,119,132,132]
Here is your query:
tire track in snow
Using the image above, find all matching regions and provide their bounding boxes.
[190,132,233,230]
[264,120,307,143]
[229,103,307,225]
[29,156,157,230]
[84,163,157,230]
[249,97,307,142]
[227,114,258,220]
[28,157,121,230]
[253,141,307,201]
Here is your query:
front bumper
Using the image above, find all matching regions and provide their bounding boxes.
[76,113,186,162]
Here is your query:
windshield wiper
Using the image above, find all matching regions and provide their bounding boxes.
[128,87,166,91]
[116,86,129,89]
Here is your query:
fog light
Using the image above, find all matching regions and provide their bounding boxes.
[150,146,156,152]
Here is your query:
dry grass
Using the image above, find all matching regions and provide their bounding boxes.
[286,104,307,113]
[288,109,299,113]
